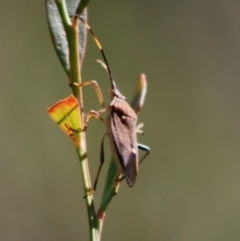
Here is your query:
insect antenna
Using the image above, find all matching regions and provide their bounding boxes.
[76,15,115,91]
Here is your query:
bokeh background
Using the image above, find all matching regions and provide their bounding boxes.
[1,0,240,240]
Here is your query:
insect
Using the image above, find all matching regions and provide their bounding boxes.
[73,15,150,192]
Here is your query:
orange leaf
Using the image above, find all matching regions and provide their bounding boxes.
[48,95,81,146]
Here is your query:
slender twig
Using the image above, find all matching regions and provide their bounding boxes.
[54,1,99,240]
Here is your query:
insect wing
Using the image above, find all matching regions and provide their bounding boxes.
[111,99,138,186]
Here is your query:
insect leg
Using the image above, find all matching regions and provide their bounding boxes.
[95,59,108,73]
[92,132,108,191]
[114,176,122,195]
[71,80,105,108]
[138,144,150,164]
[81,110,105,132]
[69,80,107,132]
[136,123,144,135]
[84,132,108,198]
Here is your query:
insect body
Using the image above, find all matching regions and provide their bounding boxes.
[107,86,139,186]
[74,16,150,191]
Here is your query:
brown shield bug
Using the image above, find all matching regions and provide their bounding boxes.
[73,16,150,192]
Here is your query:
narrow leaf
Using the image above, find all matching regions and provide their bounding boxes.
[45,0,87,77]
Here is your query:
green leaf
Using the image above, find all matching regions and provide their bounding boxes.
[48,95,81,147]
[45,0,87,77]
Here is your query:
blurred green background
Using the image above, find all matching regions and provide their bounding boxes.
[1,0,240,240]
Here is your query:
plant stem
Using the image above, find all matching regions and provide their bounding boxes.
[55,1,100,240]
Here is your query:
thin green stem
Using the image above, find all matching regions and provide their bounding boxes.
[76,146,99,241]
[55,1,99,240]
